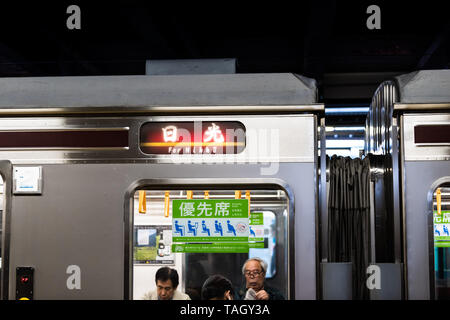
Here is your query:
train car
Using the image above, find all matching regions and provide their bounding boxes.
[365,69,450,300]
[0,73,323,300]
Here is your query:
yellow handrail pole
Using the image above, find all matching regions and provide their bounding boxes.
[437,188,442,215]
[138,190,147,214]
[164,191,170,218]
[245,190,251,216]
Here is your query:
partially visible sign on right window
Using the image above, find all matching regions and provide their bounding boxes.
[434,211,450,247]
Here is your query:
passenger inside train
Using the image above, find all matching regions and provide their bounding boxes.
[142,267,190,300]
[201,274,234,300]
[238,257,285,300]
[133,189,288,300]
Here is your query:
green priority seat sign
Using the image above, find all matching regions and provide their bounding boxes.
[171,199,250,253]
[249,212,265,243]
[434,211,450,247]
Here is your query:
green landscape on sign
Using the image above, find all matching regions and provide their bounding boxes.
[134,235,159,261]
[135,246,157,261]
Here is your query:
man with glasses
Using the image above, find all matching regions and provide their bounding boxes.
[238,257,285,300]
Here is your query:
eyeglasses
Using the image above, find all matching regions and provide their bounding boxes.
[244,270,263,277]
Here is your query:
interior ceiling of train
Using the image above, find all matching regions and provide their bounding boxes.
[0,1,448,129]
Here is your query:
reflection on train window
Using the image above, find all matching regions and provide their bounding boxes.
[131,189,289,300]
[433,187,450,300]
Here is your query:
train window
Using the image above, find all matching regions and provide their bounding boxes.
[249,211,277,278]
[432,186,450,300]
[131,189,289,300]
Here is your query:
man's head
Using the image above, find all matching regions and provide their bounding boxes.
[242,257,267,292]
[201,274,234,300]
[155,267,179,300]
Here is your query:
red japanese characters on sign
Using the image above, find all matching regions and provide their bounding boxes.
[140,121,246,155]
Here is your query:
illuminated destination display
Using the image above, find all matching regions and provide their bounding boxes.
[140,121,246,155]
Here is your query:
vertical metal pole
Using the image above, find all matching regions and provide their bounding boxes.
[391,119,402,264]
[396,115,408,299]
[320,118,328,262]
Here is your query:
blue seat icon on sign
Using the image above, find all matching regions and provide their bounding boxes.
[435,225,440,236]
[250,226,256,237]
[187,220,198,236]
[444,225,449,236]
[174,221,185,237]
[214,221,223,236]
[226,220,236,236]
[201,220,211,236]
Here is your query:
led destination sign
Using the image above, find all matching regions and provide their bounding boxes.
[140,121,246,155]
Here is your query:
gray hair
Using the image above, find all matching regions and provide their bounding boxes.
[242,257,268,275]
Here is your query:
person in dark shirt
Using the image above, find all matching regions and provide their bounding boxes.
[201,274,234,300]
[237,257,285,300]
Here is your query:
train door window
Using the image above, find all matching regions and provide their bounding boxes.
[249,211,277,278]
[131,188,289,300]
[432,186,450,300]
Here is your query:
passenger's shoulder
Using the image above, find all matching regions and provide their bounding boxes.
[142,290,158,300]
[174,290,191,300]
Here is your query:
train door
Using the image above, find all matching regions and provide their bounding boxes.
[0,161,11,299]
[129,187,290,300]
[430,184,450,300]
[399,112,450,299]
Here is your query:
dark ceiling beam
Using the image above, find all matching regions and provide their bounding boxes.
[116,5,176,59]
[0,42,48,76]
[303,0,336,79]
[6,30,103,76]
[168,14,200,58]
[0,3,104,76]
[56,42,103,75]
[416,21,450,69]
